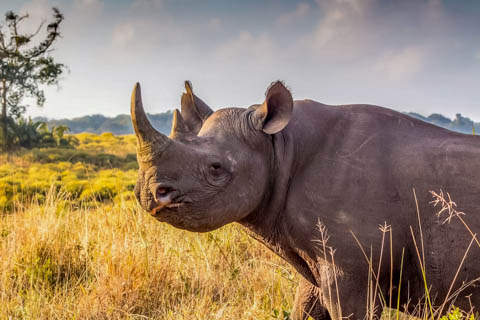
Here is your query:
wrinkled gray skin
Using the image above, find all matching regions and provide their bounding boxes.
[131,81,480,320]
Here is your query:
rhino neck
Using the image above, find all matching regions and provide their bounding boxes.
[239,129,292,232]
[238,128,319,286]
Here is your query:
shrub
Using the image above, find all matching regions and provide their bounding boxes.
[0,160,137,210]
[440,307,478,320]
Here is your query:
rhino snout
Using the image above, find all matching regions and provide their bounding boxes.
[149,183,179,207]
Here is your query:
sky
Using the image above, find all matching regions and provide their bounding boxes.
[1,0,479,120]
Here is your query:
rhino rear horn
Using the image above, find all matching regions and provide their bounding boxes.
[170,109,195,141]
[131,83,171,163]
[181,80,214,134]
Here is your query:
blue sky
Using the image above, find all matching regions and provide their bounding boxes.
[1,0,480,120]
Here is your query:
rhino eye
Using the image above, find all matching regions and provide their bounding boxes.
[205,162,230,185]
[211,163,222,171]
[208,162,225,179]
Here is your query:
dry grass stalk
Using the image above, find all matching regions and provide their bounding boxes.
[313,220,334,315]
[396,247,405,320]
[436,235,476,319]
[430,190,480,249]
[412,189,435,320]
[409,226,435,320]
[375,222,391,314]
[329,247,343,320]
[349,230,387,311]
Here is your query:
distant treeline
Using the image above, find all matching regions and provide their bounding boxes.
[35,111,173,135]
[407,112,479,134]
[35,110,479,135]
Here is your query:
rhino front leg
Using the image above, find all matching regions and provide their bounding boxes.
[291,277,331,320]
[293,268,381,320]
[329,271,384,320]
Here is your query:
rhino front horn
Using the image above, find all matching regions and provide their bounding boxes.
[131,83,171,163]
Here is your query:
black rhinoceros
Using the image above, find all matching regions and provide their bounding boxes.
[131,81,480,320]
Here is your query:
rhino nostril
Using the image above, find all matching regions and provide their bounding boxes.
[156,187,170,197]
[151,184,176,203]
[156,187,175,200]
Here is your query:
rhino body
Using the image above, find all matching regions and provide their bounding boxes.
[131,81,480,320]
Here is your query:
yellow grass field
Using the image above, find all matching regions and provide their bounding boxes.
[0,133,296,319]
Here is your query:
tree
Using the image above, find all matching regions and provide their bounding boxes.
[8,118,78,149]
[0,7,65,150]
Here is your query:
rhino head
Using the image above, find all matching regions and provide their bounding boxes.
[131,81,293,232]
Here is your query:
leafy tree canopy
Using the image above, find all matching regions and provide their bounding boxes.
[0,7,65,150]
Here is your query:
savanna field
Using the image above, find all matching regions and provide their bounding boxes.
[0,133,476,320]
[0,133,296,319]
[3,0,480,317]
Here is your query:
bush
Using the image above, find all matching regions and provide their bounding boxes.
[26,148,138,170]
[0,161,137,211]
[0,132,140,211]
[440,307,478,320]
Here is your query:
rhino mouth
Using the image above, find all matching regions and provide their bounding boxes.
[150,194,193,216]
[151,203,182,216]
[152,203,183,212]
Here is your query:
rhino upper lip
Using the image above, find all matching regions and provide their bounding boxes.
[173,194,192,204]
[166,203,183,208]
[151,194,192,215]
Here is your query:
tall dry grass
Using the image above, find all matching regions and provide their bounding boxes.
[336,190,478,320]
[2,190,475,320]
[0,191,296,319]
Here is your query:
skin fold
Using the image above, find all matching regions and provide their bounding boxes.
[131,81,480,320]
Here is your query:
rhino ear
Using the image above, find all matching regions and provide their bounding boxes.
[181,81,214,134]
[251,81,293,134]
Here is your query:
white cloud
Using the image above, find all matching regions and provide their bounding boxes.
[112,22,135,48]
[310,8,346,48]
[315,0,374,16]
[74,0,104,10]
[475,51,480,61]
[298,0,449,66]
[20,0,50,18]
[276,3,310,26]
[208,18,222,30]
[298,0,378,62]
[216,31,274,61]
[428,0,443,9]
[131,0,163,10]
[373,46,426,81]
